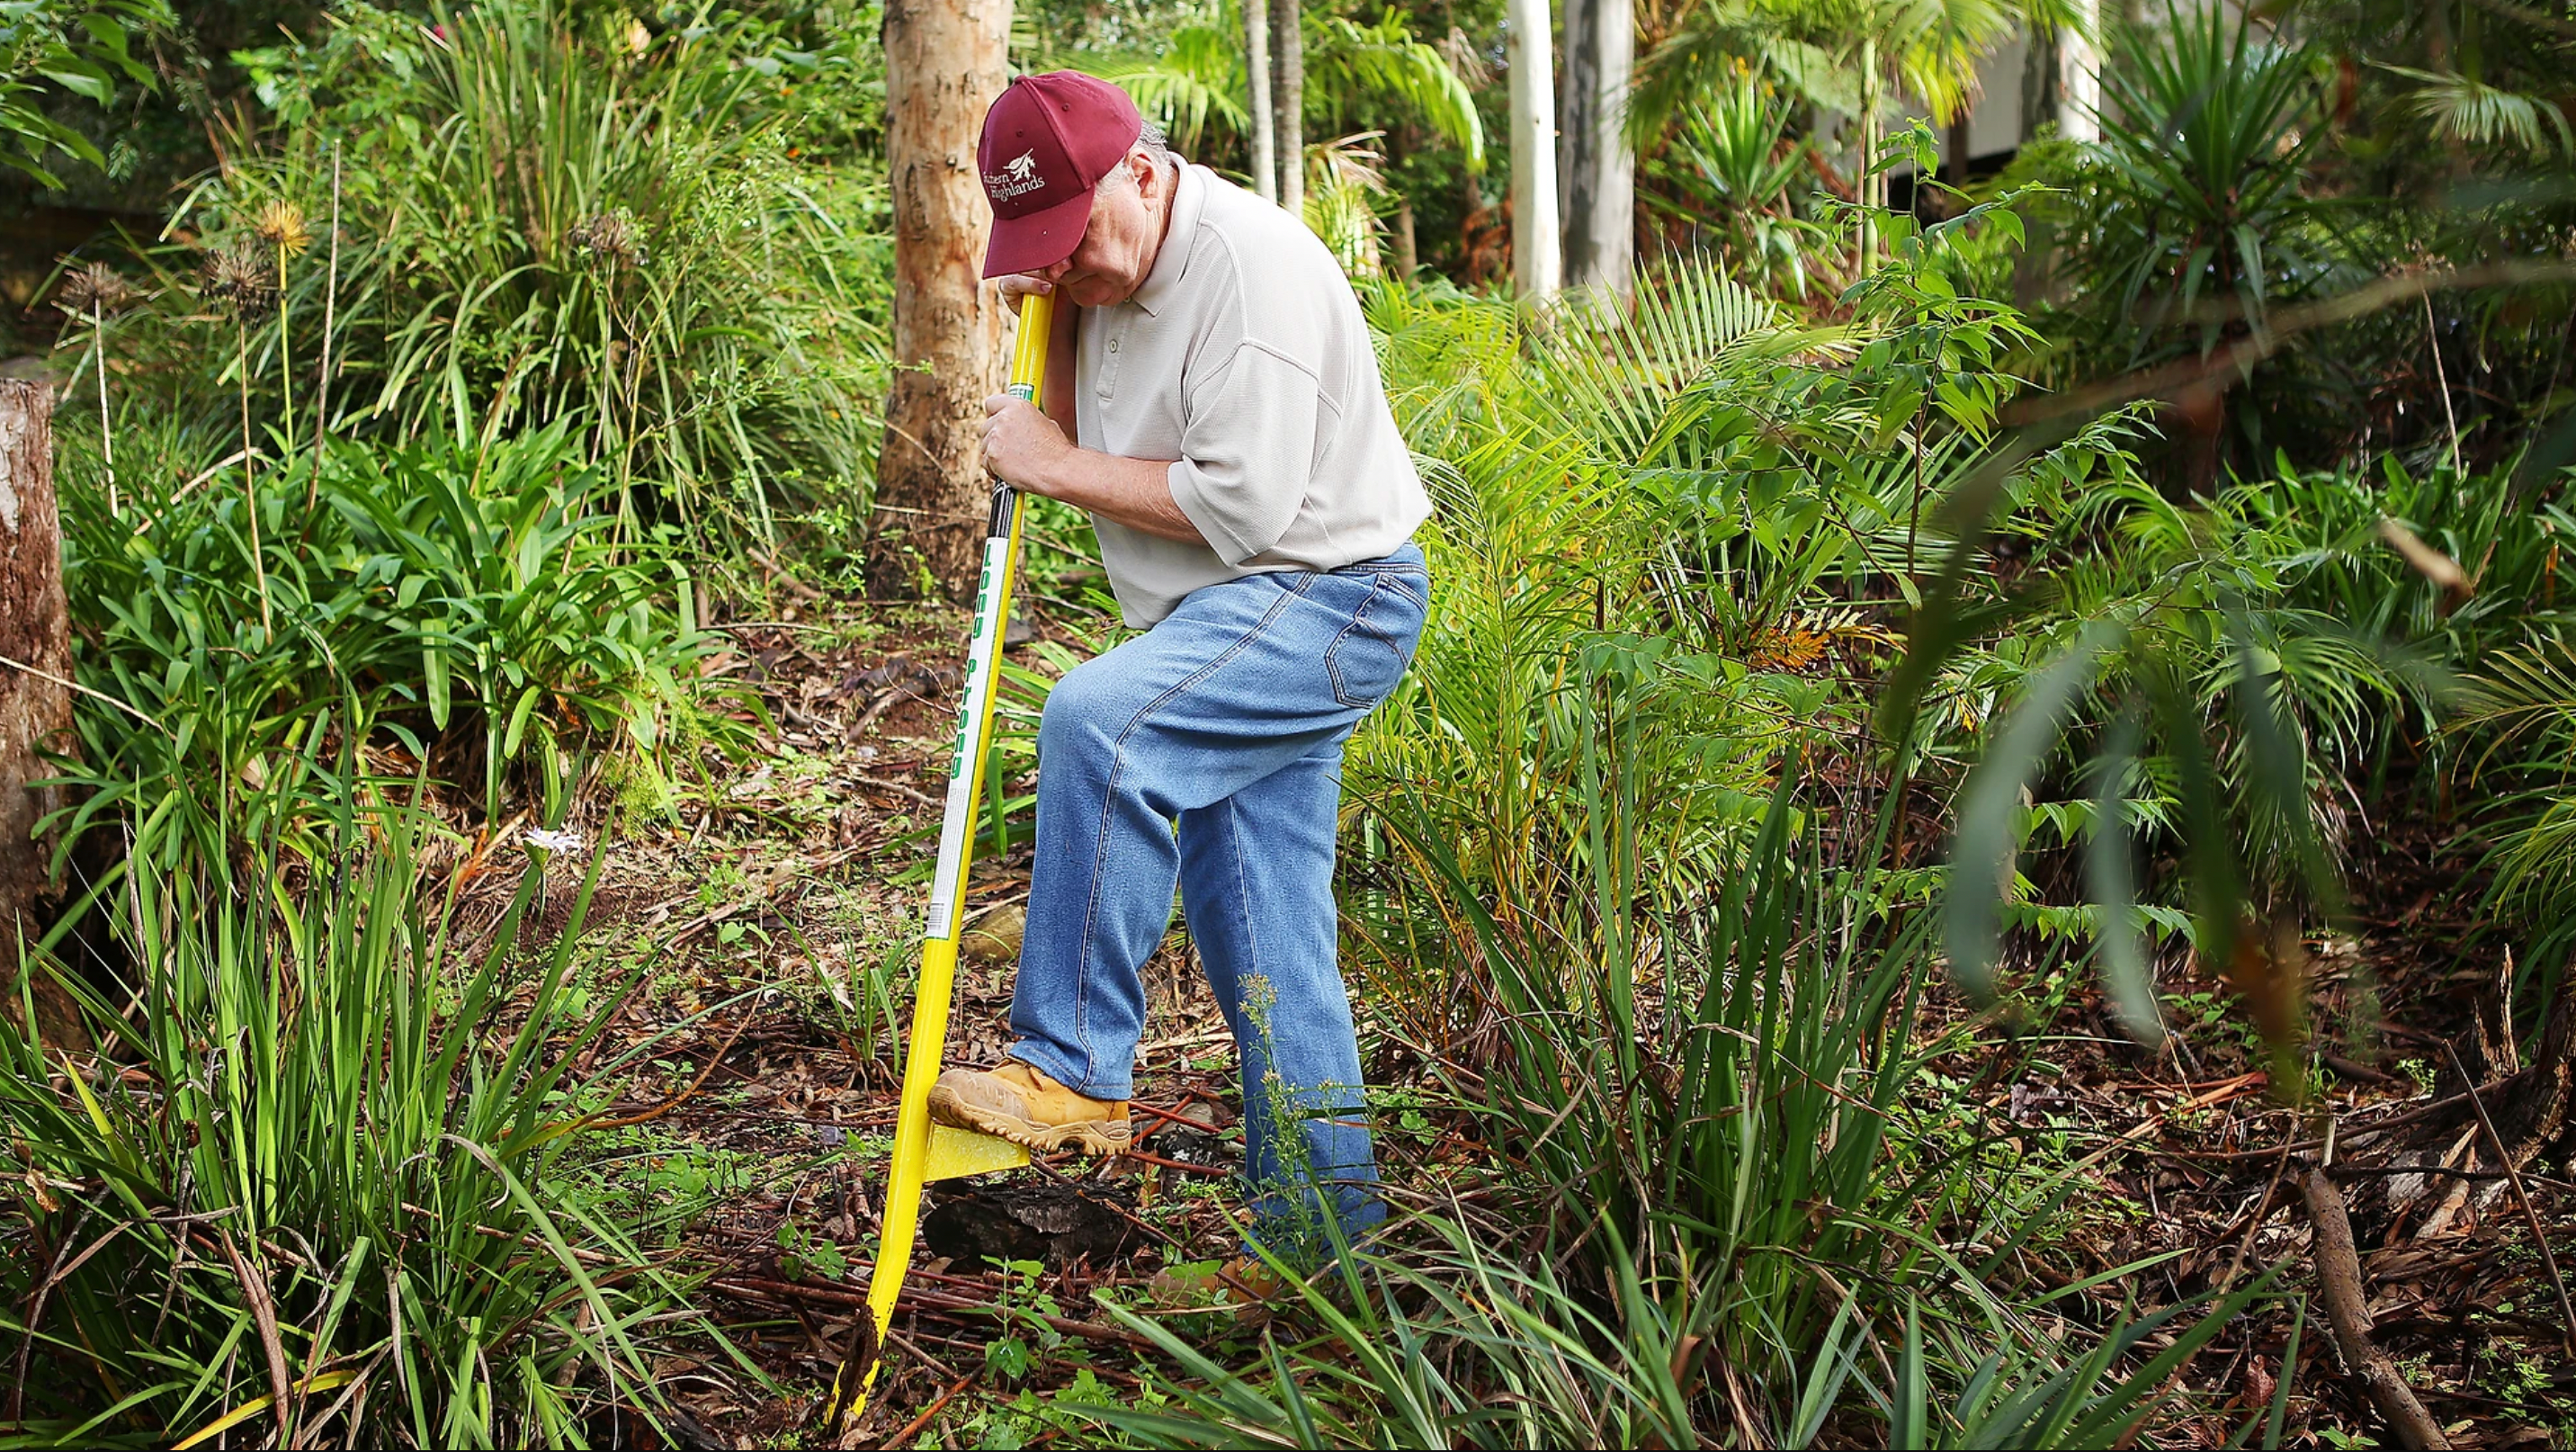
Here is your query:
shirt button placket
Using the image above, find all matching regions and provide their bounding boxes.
[1096,319,1124,400]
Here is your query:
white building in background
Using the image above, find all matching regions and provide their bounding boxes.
[1927,21,2104,178]
[1880,4,2107,184]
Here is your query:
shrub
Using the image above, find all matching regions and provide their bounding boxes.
[94,0,890,555]
[49,424,717,871]
[0,803,690,1448]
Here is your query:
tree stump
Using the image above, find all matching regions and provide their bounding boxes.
[0,379,82,1047]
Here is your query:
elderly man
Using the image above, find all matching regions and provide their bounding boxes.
[925,71,1430,1267]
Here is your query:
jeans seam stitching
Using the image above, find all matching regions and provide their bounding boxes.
[1326,580,1417,709]
[1069,578,1307,1092]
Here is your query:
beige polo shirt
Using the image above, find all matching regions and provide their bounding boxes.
[1071,163,1431,627]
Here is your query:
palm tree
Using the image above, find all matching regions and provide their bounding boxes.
[1275,0,1305,212]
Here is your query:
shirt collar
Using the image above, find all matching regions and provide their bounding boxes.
[1130,163,1203,318]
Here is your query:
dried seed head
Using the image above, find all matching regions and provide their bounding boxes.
[203,244,278,320]
[568,210,647,270]
[254,199,312,257]
[55,262,135,318]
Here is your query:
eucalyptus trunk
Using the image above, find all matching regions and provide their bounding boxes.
[1272,0,1304,218]
[1243,0,1277,204]
[1506,0,1561,300]
[2060,0,2101,143]
[1856,40,1880,274]
[1559,0,1634,304]
[869,0,1013,602]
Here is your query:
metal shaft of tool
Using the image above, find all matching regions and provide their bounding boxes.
[840,291,1054,1424]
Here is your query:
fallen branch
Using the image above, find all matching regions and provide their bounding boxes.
[2004,259,2576,429]
[709,1274,1157,1350]
[2300,1169,2451,1449]
[216,1229,299,1449]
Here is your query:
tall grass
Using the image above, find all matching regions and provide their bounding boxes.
[100,0,890,553]
[1099,743,2275,1447]
[1290,248,2292,1446]
[0,793,693,1448]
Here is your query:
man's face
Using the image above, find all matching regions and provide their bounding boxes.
[1028,148,1167,308]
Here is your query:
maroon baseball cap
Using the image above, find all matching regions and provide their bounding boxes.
[979,71,1143,279]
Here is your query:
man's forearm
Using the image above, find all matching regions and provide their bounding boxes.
[1030,447,1205,544]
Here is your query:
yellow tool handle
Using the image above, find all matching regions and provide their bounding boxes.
[1009,289,1054,404]
[835,291,1054,1430]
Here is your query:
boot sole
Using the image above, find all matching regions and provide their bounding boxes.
[926,1085,1131,1156]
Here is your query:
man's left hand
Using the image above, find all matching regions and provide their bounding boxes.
[982,394,1073,493]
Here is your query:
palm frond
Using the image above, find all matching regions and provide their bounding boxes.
[1094,25,1249,154]
[1304,132,1391,277]
[1529,257,1776,465]
[2379,64,2574,154]
[1313,13,1486,169]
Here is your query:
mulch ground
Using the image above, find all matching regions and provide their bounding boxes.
[496,587,2574,1450]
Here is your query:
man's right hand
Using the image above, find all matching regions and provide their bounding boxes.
[997,274,1053,314]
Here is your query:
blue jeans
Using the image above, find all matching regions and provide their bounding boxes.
[1006,543,1428,1247]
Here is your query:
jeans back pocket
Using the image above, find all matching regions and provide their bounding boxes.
[1325,572,1428,710]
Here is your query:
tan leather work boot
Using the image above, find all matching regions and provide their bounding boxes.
[926,1061,1131,1154]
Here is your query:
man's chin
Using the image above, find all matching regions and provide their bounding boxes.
[1063,279,1135,308]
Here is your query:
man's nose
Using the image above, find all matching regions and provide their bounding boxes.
[1035,258,1074,283]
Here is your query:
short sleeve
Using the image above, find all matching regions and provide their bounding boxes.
[1165,342,1328,566]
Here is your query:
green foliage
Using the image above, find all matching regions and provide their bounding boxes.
[116,0,890,551]
[50,424,718,866]
[1090,20,1248,155]
[1321,240,2295,1442]
[2379,62,2572,155]
[0,0,166,183]
[2080,6,2340,366]
[0,806,697,1448]
[1643,73,1830,298]
[1133,752,2273,1447]
[1308,13,1484,170]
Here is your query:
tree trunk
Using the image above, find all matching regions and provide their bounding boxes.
[868,0,1014,604]
[0,380,81,1048]
[1389,124,1418,277]
[1856,44,1880,274]
[1243,0,1277,204]
[1506,0,1561,301]
[1559,0,1634,305]
[2059,0,2101,143]
[2021,25,2062,140]
[1271,0,1304,219]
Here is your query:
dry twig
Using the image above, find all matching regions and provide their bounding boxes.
[2440,1039,2576,1355]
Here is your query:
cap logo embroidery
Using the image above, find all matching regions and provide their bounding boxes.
[986,149,1045,202]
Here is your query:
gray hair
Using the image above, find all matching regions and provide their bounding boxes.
[1096,122,1178,196]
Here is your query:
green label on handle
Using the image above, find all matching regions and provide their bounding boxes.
[1007,382,1036,401]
